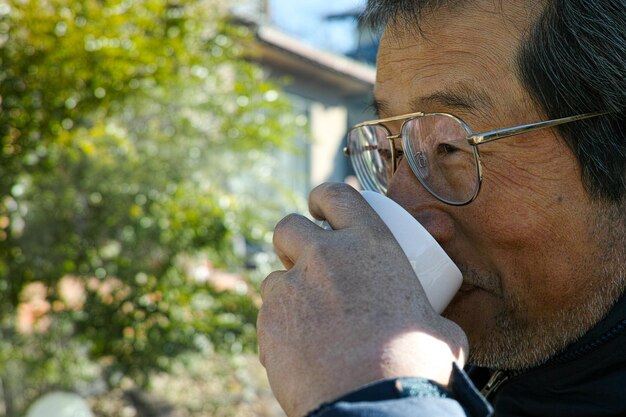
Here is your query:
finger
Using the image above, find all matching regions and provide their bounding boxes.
[309,182,379,230]
[258,270,289,368]
[260,270,286,302]
[273,213,323,269]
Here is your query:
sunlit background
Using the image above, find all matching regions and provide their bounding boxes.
[0,0,378,416]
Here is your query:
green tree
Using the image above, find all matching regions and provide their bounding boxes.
[0,0,303,414]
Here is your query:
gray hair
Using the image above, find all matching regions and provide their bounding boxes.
[363,0,626,202]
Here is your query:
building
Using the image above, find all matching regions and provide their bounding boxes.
[232,0,377,199]
[249,23,376,197]
[230,6,377,270]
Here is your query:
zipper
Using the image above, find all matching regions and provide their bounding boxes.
[546,318,626,366]
[475,319,626,402]
[480,370,510,400]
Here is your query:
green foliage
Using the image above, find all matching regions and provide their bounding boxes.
[0,0,303,413]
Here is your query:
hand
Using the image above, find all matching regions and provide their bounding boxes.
[257,183,468,417]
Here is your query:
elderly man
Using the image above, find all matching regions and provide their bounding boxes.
[257,1,625,416]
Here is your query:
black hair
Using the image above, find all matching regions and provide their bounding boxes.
[362,0,626,202]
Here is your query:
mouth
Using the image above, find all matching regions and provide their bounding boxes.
[454,263,502,297]
[458,283,479,293]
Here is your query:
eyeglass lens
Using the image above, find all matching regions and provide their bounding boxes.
[348,114,480,204]
[347,124,390,193]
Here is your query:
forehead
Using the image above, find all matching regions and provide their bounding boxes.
[375,2,539,123]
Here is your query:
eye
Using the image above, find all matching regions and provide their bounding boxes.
[377,148,403,163]
[376,147,392,163]
[437,142,460,155]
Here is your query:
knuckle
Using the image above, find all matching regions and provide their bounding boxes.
[276,213,306,229]
[260,271,284,300]
[275,213,298,230]
[256,305,269,336]
[273,213,306,244]
[317,182,355,203]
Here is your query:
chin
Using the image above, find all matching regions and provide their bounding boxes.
[443,287,496,339]
[442,288,525,368]
[444,288,602,370]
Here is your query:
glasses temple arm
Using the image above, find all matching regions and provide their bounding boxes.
[469,112,608,145]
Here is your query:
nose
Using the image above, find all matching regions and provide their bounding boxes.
[386,159,455,245]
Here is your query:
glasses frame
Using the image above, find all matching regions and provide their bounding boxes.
[345,111,608,206]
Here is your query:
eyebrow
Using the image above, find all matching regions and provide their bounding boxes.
[370,98,389,118]
[372,84,494,118]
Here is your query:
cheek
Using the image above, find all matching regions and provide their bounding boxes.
[503,249,578,314]
[462,152,595,315]
[474,142,584,248]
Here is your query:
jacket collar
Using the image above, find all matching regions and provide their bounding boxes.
[469,290,626,416]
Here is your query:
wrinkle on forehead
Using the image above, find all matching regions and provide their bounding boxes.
[380,0,544,41]
[374,2,540,124]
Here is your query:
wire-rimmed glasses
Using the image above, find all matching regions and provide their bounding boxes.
[345,111,607,206]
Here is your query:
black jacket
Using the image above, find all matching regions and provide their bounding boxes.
[470,293,626,416]
[309,294,626,417]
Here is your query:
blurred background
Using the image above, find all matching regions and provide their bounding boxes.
[0,0,379,416]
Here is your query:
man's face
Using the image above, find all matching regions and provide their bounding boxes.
[376,2,624,369]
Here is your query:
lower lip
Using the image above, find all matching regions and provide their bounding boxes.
[458,284,478,294]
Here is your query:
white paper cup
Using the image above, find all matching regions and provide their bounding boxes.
[361,191,462,313]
